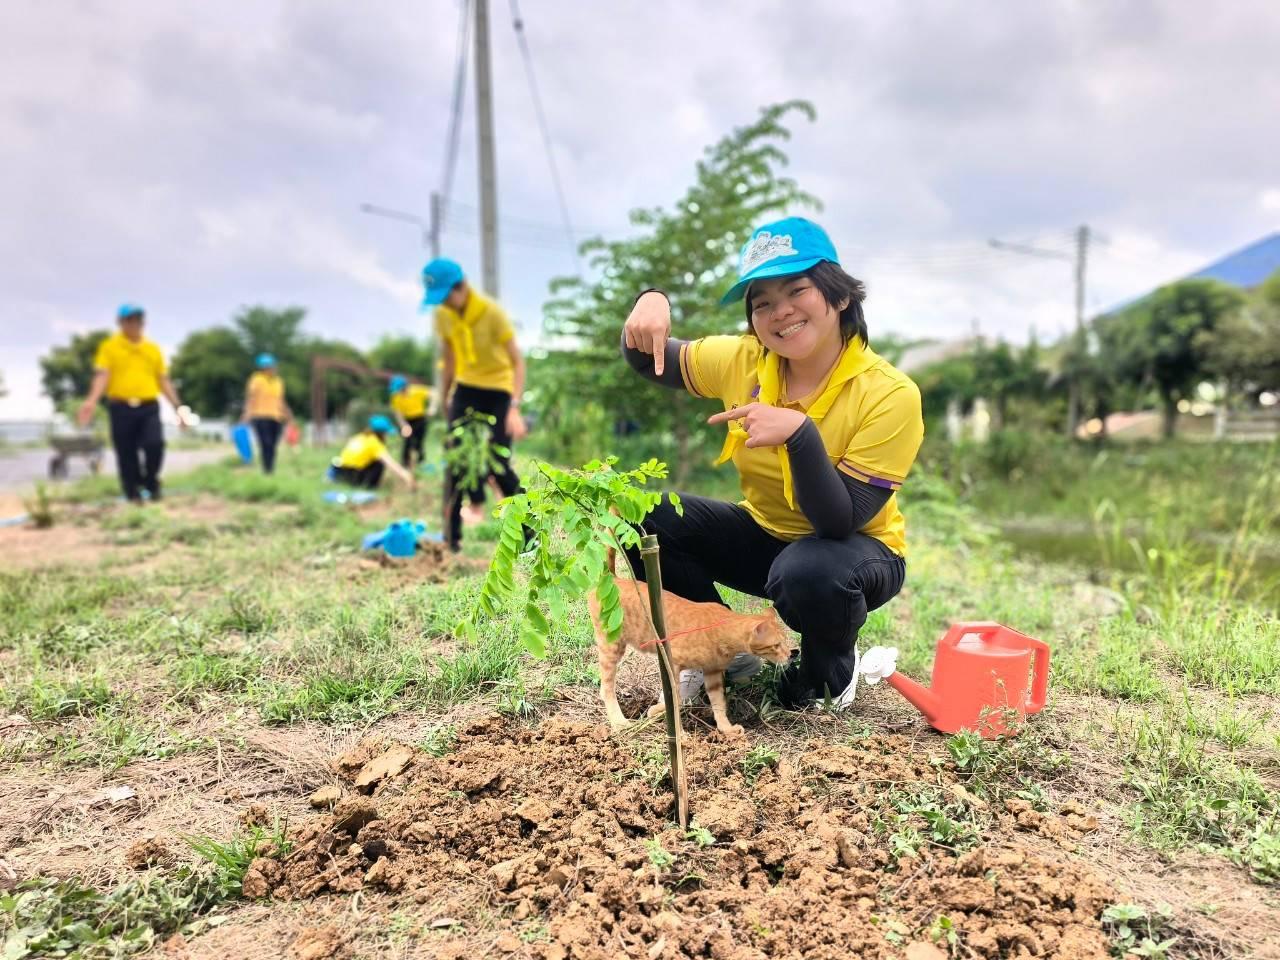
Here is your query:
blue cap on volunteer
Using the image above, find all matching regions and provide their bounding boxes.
[117,303,145,320]
[256,353,277,369]
[388,375,407,394]
[368,414,395,434]
[719,217,840,305]
[421,258,465,308]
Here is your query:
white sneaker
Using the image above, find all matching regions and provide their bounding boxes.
[678,669,704,703]
[834,646,861,709]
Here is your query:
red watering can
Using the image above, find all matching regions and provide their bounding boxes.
[860,622,1050,738]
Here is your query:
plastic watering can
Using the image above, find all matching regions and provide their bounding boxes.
[230,424,253,465]
[361,519,429,556]
[860,622,1050,738]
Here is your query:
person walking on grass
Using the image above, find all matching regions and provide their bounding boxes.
[422,257,527,551]
[388,375,431,469]
[620,217,924,711]
[240,353,293,475]
[77,303,190,503]
[329,415,416,490]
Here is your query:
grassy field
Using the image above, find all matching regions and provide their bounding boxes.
[1,441,1277,958]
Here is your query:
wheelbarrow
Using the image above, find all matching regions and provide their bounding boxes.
[49,433,105,479]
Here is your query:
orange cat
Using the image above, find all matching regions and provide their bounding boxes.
[588,560,793,738]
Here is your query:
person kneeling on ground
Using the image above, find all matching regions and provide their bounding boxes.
[388,375,431,469]
[620,217,924,710]
[330,415,416,490]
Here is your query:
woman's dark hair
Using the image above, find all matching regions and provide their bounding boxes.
[744,261,868,347]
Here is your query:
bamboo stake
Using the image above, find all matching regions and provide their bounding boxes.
[638,534,689,829]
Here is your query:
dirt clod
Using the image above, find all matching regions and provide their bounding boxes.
[331,796,378,835]
[353,745,414,792]
[241,857,285,898]
[239,802,271,827]
[309,786,342,809]
[124,835,173,870]
[289,925,349,960]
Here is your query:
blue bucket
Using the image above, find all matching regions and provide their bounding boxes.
[230,424,253,465]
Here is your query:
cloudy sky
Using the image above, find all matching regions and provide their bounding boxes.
[2,0,1278,417]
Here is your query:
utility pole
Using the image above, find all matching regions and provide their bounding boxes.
[473,0,500,296]
[989,225,1091,438]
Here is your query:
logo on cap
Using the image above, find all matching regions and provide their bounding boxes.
[740,231,797,274]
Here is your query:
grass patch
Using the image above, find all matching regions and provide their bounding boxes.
[1055,618,1166,701]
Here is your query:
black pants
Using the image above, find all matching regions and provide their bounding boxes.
[251,418,283,474]
[624,493,906,698]
[332,461,384,489]
[108,401,165,501]
[401,416,426,468]
[446,384,522,549]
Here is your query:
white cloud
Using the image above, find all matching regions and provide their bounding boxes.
[3,0,1280,420]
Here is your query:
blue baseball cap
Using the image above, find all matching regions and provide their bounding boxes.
[256,353,277,369]
[368,414,395,434]
[720,217,840,305]
[421,258,465,307]
[117,303,145,320]
[388,375,407,394]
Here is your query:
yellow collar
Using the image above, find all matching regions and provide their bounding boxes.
[439,292,489,365]
[715,338,880,508]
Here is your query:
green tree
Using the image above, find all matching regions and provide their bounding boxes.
[367,334,437,384]
[1103,279,1245,438]
[170,327,253,418]
[1200,267,1280,396]
[543,101,819,484]
[39,330,110,407]
[232,305,306,363]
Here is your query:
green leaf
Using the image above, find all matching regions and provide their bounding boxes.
[519,623,547,659]
[524,603,550,637]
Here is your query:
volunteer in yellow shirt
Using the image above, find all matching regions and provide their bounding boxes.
[77,303,190,503]
[423,257,528,551]
[329,415,416,490]
[387,375,431,468]
[239,353,294,475]
[620,218,924,711]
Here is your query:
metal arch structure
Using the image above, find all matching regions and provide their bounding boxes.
[309,356,426,445]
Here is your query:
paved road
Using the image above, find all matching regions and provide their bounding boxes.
[0,445,230,494]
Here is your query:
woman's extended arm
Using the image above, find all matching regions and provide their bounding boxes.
[620,289,688,390]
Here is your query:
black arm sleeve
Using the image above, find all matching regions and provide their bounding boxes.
[619,289,688,390]
[786,419,894,539]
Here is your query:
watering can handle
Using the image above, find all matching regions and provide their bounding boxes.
[1026,636,1051,714]
[939,622,1004,647]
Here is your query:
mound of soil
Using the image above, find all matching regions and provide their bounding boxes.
[249,716,1113,960]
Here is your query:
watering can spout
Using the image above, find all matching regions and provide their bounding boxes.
[885,672,943,724]
[858,645,943,724]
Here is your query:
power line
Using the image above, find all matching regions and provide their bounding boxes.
[509,0,580,275]
[440,0,472,223]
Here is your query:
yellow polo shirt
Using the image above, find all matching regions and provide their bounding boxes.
[681,335,924,556]
[93,333,166,402]
[245,372,287,420]
[334,433,387,470]
[390,383,431,419]
[434,292,516,394]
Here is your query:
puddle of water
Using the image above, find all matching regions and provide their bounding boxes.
[1000,519,1280,608]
